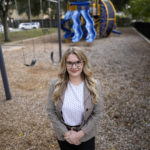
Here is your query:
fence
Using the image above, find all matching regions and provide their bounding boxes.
[7,19,58,28]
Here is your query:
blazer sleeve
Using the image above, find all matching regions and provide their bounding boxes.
[81,80,104,135]
[47,79,68,136]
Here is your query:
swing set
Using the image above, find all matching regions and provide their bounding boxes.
[1,0,119,100]
[0,0,62,100]
[15,0,62,67]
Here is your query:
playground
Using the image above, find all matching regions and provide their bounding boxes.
[0,0,150,149]
[0,27,150,150]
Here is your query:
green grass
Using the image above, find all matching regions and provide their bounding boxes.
[145,17,150,22]
[0,28,57,44]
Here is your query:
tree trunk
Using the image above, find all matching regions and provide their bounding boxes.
[3,15,10,42]
[1,8,11,42]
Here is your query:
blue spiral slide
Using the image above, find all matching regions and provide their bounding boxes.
[61,8,96,42]
[61,10,73,39]
[80,9,96,42]
[71,10,83,42]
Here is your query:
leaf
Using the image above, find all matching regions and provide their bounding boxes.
[19,133,23,137]
[51,144,55,148]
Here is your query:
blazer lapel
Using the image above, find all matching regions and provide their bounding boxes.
[56,93,64,112]
[56,83,93,126]
[58,83,91,107]
[56,84,91,113]
[82,84,94,123]
[84,84,91,106]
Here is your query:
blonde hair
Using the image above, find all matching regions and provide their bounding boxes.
[53,47,98,105]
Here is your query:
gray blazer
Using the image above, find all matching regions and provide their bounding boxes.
[47,79,103,142]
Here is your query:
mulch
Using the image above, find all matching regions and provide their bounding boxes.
[0,27,150,150]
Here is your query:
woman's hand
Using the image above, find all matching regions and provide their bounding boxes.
[64,130,85,145]
[64,130,79,145]
[64,131,74,144]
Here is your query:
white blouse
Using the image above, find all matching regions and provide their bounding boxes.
[62,81,85,126]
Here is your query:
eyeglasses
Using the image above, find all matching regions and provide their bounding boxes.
[66,61,82,68]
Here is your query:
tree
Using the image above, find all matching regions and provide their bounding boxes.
[126,0,150,21]
[16,0,59,21]
[16,0,45,21]
[60,0,68,12]
[111,0,130,11]
[0,0,15,42]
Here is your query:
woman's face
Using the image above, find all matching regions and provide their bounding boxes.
[66,54,83,78]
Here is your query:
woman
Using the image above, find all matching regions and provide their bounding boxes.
[47,47,103,150]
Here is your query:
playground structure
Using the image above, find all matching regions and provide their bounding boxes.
[0,0,61,100]
[61,0,118,42]
[0,0,118,100]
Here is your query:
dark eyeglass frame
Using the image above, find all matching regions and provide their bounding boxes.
[66,60,83,68]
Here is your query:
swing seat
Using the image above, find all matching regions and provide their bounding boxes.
[24,58,36,67]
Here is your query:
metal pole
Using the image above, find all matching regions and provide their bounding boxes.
[47,0,62,63]
[57,0,62,61]
[28,0,32,22]
[14,0,20,25]
[48,2,51,27]
[0,44,11,100]
[40,0,44,28]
